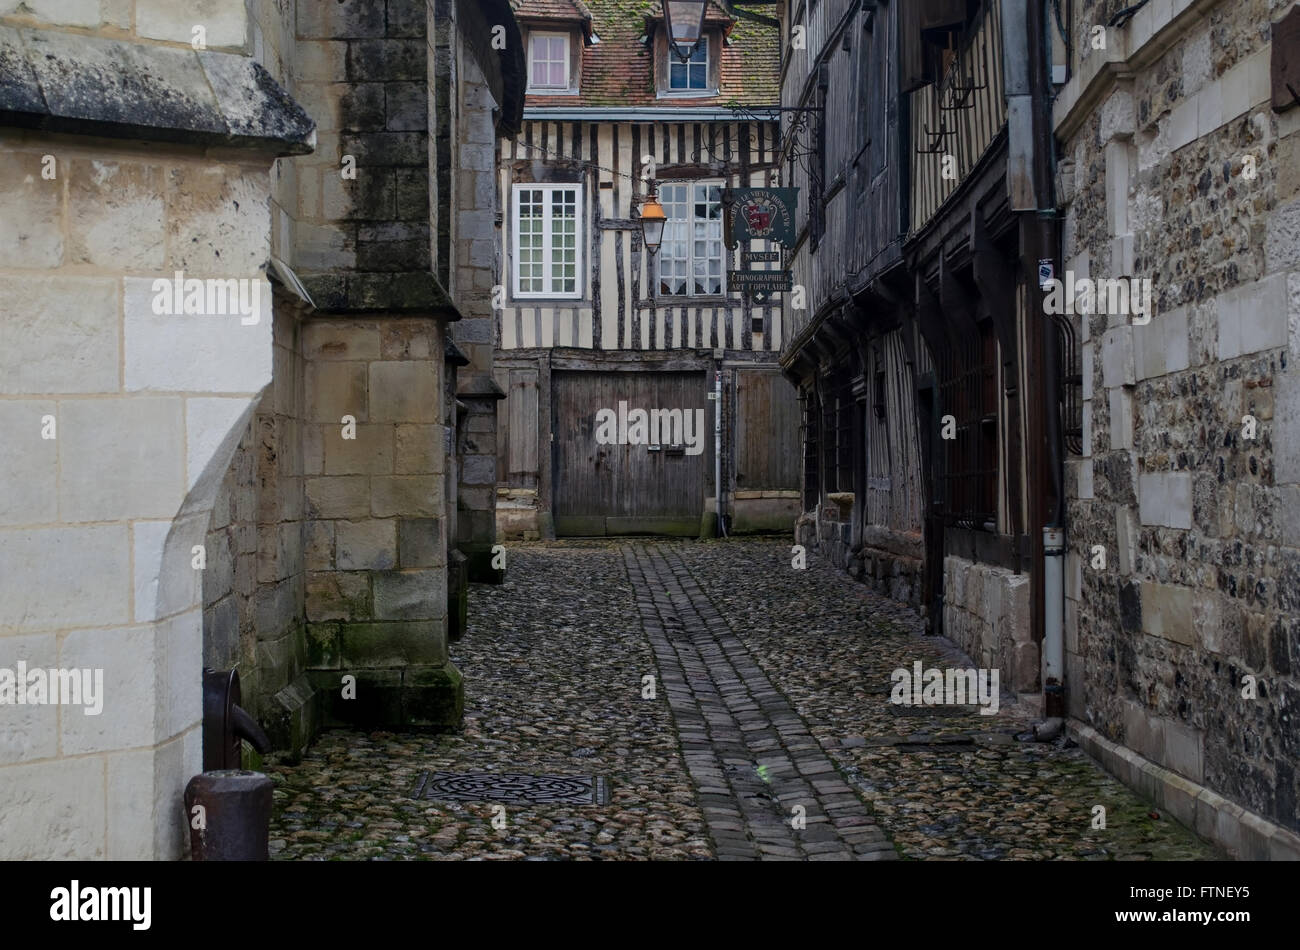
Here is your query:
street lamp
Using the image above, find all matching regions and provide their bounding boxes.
[664,1,709,63]
[639,184,667,255]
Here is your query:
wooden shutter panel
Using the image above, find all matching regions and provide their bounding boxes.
[900,0,969,93]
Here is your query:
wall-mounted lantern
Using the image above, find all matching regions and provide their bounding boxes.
[640,184,667,254]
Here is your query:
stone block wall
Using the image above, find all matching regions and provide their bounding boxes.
[292,0,436,304]
[249,0,300,267]
[795,499,924,609]
[942,556,1037,695]
[0,0,517,859]
[1057,0,1300,838]
[451,47,505,579]
[732,490,802,533]
[0,0,250,46]
[299,317,460,728]
[202,292,314,755]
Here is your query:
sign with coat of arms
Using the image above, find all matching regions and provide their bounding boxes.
[726,188,798,247]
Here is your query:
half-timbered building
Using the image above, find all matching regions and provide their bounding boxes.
[779,0,1072,709]
[494,0,800,538]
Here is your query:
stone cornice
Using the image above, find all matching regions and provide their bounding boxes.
[0,25,315,155]
[1052,0,1222,143]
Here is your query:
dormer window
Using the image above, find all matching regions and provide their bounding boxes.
[528,31,572,91]
[657,31,718,97]
[669,39,708,90]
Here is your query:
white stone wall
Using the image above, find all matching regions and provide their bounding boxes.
[0,132,274,859]
[942,556,1037,695]
[0,0,249,47]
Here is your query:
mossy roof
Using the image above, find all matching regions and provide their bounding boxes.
[511,0,779,108]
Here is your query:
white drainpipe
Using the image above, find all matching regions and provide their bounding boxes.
[1042,526,1066,722]
[715,366,726,537]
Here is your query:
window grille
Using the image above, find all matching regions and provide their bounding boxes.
[936,319,999,528]
[1053,311,1084,456]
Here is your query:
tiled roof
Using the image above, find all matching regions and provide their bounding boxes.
[516,0,779,109]
[513,0,593,24]
[642,1,736,27]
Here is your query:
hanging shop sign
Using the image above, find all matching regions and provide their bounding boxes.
[727,188,798,246]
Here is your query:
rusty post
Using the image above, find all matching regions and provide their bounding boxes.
[184,770,273,861]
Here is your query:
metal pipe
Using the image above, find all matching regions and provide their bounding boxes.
[1036,1,1066,531]
[715,364,727,537]
[1031,0,1067,719]
[1042,525,1066,716]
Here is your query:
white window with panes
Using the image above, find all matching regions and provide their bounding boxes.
[528,32,570,90]
[657,182,724,297]
[513,184,582,299]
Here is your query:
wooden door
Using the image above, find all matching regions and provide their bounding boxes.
[552,370,709,536]
[734,369,800,491]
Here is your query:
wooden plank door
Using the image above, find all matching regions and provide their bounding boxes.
[552,370,708,536]
[735,369,801,491]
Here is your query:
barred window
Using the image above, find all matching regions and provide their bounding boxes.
[817,375,854,494]
[938,319,999,528]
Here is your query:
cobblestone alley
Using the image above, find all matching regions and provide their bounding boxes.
[267,539,1221,861]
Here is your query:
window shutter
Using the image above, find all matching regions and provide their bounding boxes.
[900,0,968,93]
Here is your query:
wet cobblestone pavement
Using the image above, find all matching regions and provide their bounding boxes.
[267,538,1223,860]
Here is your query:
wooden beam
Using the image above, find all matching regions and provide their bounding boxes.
[971,205,1018,389]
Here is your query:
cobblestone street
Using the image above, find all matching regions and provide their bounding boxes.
[267,539,1221,860]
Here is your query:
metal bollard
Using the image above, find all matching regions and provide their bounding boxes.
[185,770,274,861]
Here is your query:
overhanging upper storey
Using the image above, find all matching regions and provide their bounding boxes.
[905,0,1010,237]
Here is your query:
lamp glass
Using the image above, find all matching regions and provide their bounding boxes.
[640,193,667,253]
[665,1,708,61]
[642,217,666,252]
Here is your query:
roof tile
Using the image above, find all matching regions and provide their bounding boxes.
[516,0,778,109]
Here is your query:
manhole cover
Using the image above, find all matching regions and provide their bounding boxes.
[411,771,610,805]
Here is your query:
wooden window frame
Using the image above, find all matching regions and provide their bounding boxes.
[527,31,574,92]
[668,38,709,91]
[658,31,719,98]
[654,179,727,299]
[512,183,584,301]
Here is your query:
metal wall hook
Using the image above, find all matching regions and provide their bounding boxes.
[916,122,952,154]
